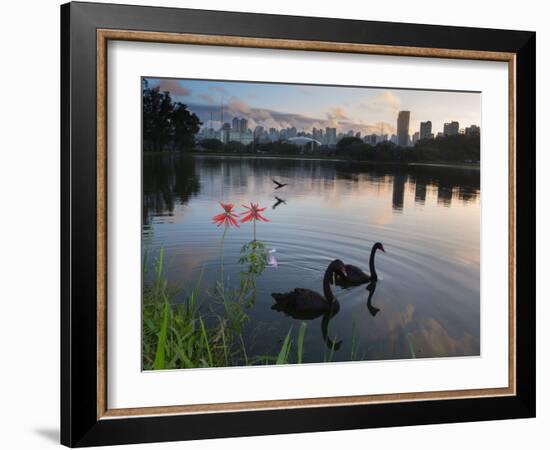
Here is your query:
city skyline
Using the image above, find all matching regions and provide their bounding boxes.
[145,77,481,139]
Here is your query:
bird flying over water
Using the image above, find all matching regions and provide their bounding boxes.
[272,196,287,209]
[272,179,288,190]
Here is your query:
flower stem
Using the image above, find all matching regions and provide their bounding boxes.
[220,225,228,287]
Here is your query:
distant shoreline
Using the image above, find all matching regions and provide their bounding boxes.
[143,151,480,170]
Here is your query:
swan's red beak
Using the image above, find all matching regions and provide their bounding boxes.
[339,267,348,278]
[381,245,386,253]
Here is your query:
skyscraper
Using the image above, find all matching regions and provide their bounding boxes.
[232,116,240,131]
[420,121,432,140]
[239,118,248,133]
[397,111,410,147]
[312,127,323,142]
[443,121,459,136]
[325,127,337,146]
[254,125,264,138]
[465,124,480,136]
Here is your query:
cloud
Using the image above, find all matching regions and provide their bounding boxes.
[186,96,395,135]
[198,94,215,104]
[372,121,396,134]
[327,106,349,121]
[158,79,191,97]
[362,90,401,114]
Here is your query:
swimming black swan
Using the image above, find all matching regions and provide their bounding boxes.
[336,242,385,286]
[271,259,347,317]
[272,179,288,190]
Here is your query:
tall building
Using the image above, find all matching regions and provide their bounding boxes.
[412,131,420,145]
[465,124,480,136]
[288,126,297,138]
[364,134,377,145]
[312,127,323,142]
[397,111,411,147]
[420,121,432,140]
[232,117,240,131]
[325,127,337,146]
[268,128,279,142]
[254,125,264,138]
[220,123,231,143]
[443,121,459,136]
[239,118,248,133]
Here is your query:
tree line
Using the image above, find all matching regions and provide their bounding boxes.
[196,134,480,163]
[334,134,480,163]
[142,80,202,152]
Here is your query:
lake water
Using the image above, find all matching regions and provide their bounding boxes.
[143,153,480,363]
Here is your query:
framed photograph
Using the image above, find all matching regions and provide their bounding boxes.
[61,1,536,447]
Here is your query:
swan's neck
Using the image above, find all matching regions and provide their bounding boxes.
[369,247,378,281]
[323,269,335,302]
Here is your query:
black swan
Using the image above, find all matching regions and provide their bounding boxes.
[272,179,288,190]
[271,259,347,317]
[336,242,385,286]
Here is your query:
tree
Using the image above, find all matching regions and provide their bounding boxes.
[200,139,224,151]
[413,134,479,162]
[143,87,174,151]
[142,85,201,152]
[337,136,363,151]
[171,102,201,151]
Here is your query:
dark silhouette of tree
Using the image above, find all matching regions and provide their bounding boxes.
[199,139,224,151]
[142,154,201,224]
[142,85,201,152]
[336,136,363,151]
[143,87,173,151]
[171,102,201,150]
[225,141,247,153]
[190,126,479,164]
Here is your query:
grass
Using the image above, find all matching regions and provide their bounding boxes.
[142,248,419,370]
[142,248,310,370]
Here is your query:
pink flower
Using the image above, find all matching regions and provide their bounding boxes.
[212,202,240,227]
[240,203,269,223]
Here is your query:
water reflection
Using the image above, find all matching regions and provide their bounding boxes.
[392,173,406,212]
[366,282,380,317]
[142,153,200,226]
[143,155,480,220]
[414,180,427,205]
[143,154,480,362]
[272,196,287,210]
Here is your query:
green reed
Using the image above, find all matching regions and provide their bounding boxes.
[142,248,309,370]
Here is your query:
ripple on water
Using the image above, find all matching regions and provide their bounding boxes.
[143,155,480,362]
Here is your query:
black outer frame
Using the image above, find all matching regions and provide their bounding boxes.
[61,1,536,447]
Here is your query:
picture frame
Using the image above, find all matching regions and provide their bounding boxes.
[60,1,536,447]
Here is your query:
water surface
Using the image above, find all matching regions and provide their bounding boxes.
[143,154,480,363]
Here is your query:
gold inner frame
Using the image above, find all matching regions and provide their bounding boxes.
[96,29,517,420]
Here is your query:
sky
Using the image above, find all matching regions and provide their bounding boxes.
[144,77,481,137]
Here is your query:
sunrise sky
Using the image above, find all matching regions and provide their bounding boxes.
[144,77,481,137]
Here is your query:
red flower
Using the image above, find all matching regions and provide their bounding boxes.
[212,202,240,227]
[240,203,270,223]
